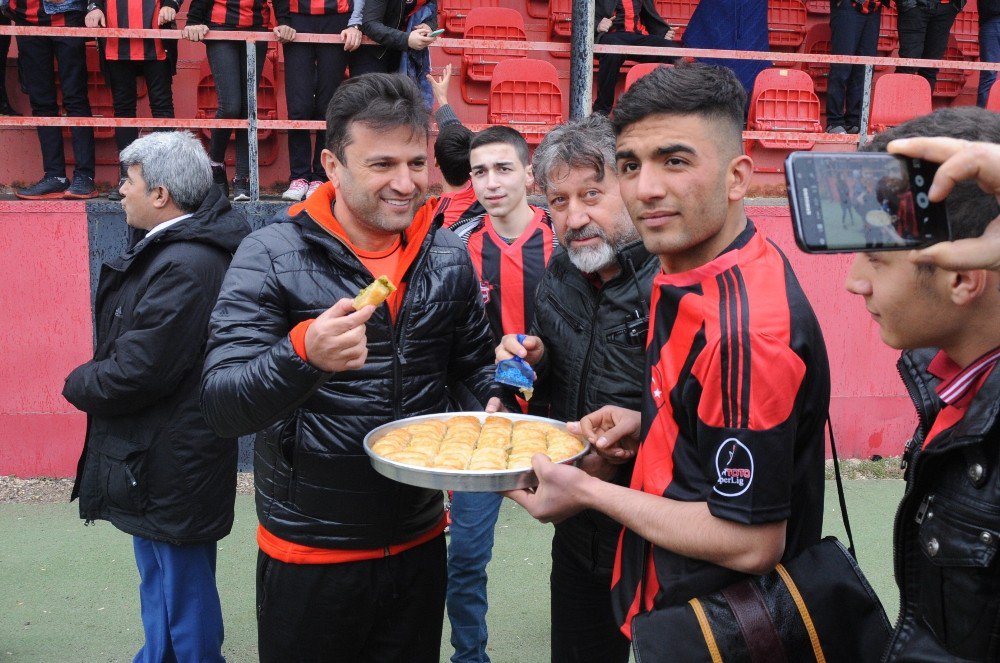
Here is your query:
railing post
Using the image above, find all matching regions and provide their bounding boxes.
[246,41,260,202]
[858,63,874,149]
[569,0,594,119]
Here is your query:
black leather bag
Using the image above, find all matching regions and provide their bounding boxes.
[631,422,893,663]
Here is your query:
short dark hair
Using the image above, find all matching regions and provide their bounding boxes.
[325,73,429,163]
[469,125,530,166]
[611,63,746,154]
[434,123,474,187]
[533,114,617,193]
[863,106,1000,241]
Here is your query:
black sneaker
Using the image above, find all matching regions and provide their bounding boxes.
[64,173,99,200]
[107,177,126,201]
[232,177,251,202]
[211,164,229,198]
[847,126,861,134]
[15,176,69,200]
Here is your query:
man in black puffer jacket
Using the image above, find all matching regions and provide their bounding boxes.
[201,73,496,663]
[64,131,250,663]
[493,114,659,663]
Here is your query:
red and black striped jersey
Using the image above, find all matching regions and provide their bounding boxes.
[610,222,830,637]
[186,0,287,29]
[452,206,557,342]
[435,183,485,230]
[287,0,348,16]
[7,0,74,27]
[100,0,178,60]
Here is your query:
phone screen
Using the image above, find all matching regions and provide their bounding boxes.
[785,152,950,253]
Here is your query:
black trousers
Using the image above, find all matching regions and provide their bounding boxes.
[205,39,267,178]
[550,525,631,663]
[896,1,959,90]
[105,58,174,154]
[827,1,881,128]
[256,534,446,663]
[284,13,385,182]
[17,32,95,179]
[0,16,12,106]
[594,31,678,115]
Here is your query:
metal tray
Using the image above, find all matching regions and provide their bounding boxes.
[363,412,590,492]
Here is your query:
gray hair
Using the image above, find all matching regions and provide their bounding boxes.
[120,131,212,213]
[532,114,618,194]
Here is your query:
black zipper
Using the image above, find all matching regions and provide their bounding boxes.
[546,294,586,332]
[575,289,603,419]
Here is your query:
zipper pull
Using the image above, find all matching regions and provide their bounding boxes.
[914,494,934,524]
[124,466,138,488]
[396,348,407,366]
[900,437,917,471]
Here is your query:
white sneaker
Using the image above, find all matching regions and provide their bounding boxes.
[307,180,324,197]
[282,178,309,202]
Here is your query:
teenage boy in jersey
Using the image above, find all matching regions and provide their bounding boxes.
[494,113,658,663]
[446,126,556,663]
[506,64,831,642]
[9,0,97,199]
[201,73,496,663]
[86,0,178,199]
[843,106,1000,662]
[593,0,677,116]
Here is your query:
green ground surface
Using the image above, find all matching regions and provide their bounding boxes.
[1,480,903,662]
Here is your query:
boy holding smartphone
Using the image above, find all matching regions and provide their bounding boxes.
[842,106,1000,662]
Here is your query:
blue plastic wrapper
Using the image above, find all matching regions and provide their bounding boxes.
[495,334,536,398]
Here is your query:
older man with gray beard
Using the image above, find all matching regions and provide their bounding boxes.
[493,113,659,663]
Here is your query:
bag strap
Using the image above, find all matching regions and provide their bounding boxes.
[828,417,857,557]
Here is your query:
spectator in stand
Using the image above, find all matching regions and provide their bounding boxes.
[827,0,887,134]
[280,0,384,202]
[8,0,97,199]
[977,0,1000,107]
[427,63,483,228]
[361,0,438,74]
[895,0,963,91]
[0,16,21,116]
[183,0,296,201]
[86,0,179,200]
[593,0,678,116]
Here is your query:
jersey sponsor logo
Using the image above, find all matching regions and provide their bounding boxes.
[712,437,754,497]
[480,280,494,305]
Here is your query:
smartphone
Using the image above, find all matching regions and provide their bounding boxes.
[785,151,950,253]
[428,28,446,37]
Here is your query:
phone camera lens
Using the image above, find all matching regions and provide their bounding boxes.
[916,192,929,208]
[915,175,924,187]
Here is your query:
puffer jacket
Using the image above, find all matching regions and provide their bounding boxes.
[65,187,250,545]
[362,0,437,60]
[884,348,1000,662]
[530,240,659,575]
[200,202,496,550]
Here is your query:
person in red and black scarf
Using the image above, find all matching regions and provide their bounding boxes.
[85,0,180,199]
[183,0,295,200]
[8,0,97,199]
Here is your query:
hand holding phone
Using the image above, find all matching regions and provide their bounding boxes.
[428,28,446,37]
[785,152,950,253]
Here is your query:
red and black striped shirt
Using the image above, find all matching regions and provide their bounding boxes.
[187,0,288,29]
[435,183,485,230]
[452,206,557,342]
[287,0,348,15]
[7,0,72,27]
[100,0,177,61]
[611,223,829,637]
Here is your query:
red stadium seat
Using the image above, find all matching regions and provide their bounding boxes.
[987,81,1000,112]
[801,23,831,93]
[746,68,822,173]
[525,0,548,18]
[869,73,932,132]
[548,0,573,57]
[934,37,969,98]
[878,4,897,55]
[804,0,829,14]
[951,0,980,59]
[83,44,114,141]
[461,7,528,105]
[488,59,564,146]
[624,63,672,90]
[767,0,807,50]
[654,0,699,40]
[438,0,501,55]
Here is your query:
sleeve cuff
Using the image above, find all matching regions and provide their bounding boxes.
[289,319,314,363]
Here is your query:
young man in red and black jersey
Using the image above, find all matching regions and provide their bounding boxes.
[506,64,831,644]
[844,108,1000,662]
[86,0,179,199]
[593,0,679,116]
[445,125,556,663]
[9,0,97,199]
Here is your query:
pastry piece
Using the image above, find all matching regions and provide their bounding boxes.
[507,454,536,469]
[371,438,409,456]
[447,416,482,431]
[383,450,431,467]
[353,275,397,310]
[469,448,508,470]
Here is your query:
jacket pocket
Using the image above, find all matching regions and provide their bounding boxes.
[547,294,586,332]
[916,496,1000,660]
[94,436,151,515]
[605,316,649,349]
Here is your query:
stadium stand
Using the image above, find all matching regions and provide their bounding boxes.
[869,73,933,132]
[460,7,527,105]
[488,58,564,146]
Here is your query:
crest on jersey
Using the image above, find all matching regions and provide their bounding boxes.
[480,280,494,305]
[713,438,754,497]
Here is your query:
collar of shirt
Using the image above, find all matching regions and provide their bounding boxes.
[927,345,1000,406]
[144,213,193,240]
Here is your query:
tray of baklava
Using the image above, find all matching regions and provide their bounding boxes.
[363,412,590,491]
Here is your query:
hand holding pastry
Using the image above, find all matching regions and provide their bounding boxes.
[495,333,545,365]
[568,405,640,464]
[304,298,374,373]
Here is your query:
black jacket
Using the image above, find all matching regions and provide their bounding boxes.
[200,202,496,550]
[531,240,659,575]
[884,348,1000,662]
[595,0,671,38]
[362,0,437,59]
[65,187,250,545]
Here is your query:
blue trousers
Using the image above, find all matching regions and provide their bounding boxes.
[132,537,225,663]
[979,17,1000,107]
[446,491,503,663]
